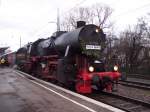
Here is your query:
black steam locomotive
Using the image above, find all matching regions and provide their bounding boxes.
[16,21,121,93]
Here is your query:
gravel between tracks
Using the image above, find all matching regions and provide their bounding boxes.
[113,84,150,104]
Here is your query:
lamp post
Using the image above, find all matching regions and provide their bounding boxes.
[20,36,21,48]
[48,8,60,31]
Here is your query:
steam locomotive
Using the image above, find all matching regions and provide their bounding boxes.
[16,21,121,93]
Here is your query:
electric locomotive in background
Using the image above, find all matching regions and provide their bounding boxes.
[16,21,121,93]
[0,52,16,67]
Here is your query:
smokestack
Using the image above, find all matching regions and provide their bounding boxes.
[77,21,86,28]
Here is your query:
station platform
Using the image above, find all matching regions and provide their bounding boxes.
[0,68,124,112]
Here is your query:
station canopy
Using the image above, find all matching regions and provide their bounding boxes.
[0,47,9,56]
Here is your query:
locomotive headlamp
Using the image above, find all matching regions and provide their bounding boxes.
[41,63,46,68]
[95,28,99,33]
[1,58,5,64]
[114,65,118,71]
[89,66,94,72]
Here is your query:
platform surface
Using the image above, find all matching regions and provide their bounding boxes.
[0,68,123,112]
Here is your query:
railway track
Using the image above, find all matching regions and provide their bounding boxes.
[16,70,150,112]
[127,74,150,80]
[118,80,150,90]
[86,91,150,112]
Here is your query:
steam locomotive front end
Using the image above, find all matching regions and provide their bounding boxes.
[75,24,121,93]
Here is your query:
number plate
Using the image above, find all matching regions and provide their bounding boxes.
[86,45,101,50]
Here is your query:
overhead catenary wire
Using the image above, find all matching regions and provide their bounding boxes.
[68,0,87,11]
[32,0,87,38]
[34,0,119,36]
[62,0,87,15]
[33,1,150,38]
[114,2,150,18]
[62,0,119,15]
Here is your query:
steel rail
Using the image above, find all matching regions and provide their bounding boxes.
[86,91,150,112]
[118,80,150,90]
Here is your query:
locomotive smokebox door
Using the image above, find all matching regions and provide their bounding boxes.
[57,58,76,86]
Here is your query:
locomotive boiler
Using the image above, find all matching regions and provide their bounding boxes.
[16,21,121,93]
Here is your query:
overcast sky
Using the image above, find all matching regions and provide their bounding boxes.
[0,0,150,51]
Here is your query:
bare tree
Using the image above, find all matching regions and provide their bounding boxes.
[92,4,113,29]
[115,18,150,73]
[60,3,113,31]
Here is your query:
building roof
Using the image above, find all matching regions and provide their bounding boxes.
[0,47,9,54]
